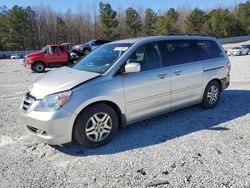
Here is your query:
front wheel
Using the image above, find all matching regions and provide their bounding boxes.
[73,103,118,147]
[33,62,45,73]
[201,81,221,109]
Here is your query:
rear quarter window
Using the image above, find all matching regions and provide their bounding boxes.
[196,40,223,61]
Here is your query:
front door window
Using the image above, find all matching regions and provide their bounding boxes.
[125,43,162,72]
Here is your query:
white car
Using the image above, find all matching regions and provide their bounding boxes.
[239,45,250,54]
[10,54,21,59]
[227,47,249,56]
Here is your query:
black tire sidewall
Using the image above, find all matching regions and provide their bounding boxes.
[202,81,221,109]
[34,62,45,73]
[73,103,118,147]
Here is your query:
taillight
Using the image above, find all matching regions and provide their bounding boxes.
[227,61,231,71]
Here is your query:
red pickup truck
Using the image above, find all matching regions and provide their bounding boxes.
[24,44,71,73]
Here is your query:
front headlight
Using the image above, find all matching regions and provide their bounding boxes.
[35,90,72,112]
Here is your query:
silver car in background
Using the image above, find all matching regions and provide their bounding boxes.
[227,46,249,56]
[20,35,231,147]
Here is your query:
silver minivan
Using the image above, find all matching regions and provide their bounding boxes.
[20,35,230,147]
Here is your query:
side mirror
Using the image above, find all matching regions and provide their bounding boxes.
[125,63,141,73]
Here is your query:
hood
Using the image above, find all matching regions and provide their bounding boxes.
[73,43,89,49]
[73,45,82,49]
[27,51,44,57]
[30,67,100,99]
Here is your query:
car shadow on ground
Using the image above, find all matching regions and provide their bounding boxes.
[52,89,250,156]
[31,70,51,73]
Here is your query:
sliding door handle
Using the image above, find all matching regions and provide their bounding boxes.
[174,70,182,75]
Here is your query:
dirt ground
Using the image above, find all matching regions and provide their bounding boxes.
[0,55,250,187]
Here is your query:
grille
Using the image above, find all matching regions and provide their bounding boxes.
[22,92,35,111]
[27,125,38,133]
[27,125,47,135]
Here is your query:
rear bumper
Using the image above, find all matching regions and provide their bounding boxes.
[221,75,230,90]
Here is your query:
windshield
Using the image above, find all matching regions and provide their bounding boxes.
[40,46,48,52]
[88,40,95,45]
[72,43,132,73]
[232,47,240,50]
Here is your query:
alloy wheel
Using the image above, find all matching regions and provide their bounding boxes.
[207,85,219,105]
[85,112,112,142]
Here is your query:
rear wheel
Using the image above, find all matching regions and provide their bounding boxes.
[202,80,221,109]
[33,62,45,73]
[73,103,118,147]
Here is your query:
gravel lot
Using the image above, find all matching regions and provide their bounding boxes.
[0,55,250,188]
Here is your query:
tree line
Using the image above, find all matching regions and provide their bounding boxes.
[0,1,249,51]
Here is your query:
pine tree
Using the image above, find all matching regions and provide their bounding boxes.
[125,7,142,37]
[99,2,119,40]
[236,1,250,34]
[56,16,67,43]
[144,8,157,36]
[203,9,245,38]
[0,5,9,50]
[25,6,38,49]
[185,8,207,34]
[6,6,28,50]
[153,16,167,35]
[165,8,179,34]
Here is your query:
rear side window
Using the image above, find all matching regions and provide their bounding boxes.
[196,40,223,60]
[92,40,106,45]
[91,41,97,45]
[163,40,194,66]
[96,40,107,45]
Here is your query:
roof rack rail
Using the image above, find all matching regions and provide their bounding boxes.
[166,33,189,36]
[166,33,215,37]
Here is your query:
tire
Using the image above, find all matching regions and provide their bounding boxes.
[201,80,221,109]
[33,62,45,73]
[73,103,118,147]
[66,60,73,66]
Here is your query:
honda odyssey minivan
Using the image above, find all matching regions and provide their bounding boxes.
[20,35,230,147]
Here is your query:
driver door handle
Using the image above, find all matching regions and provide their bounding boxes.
[157,73,167,79]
